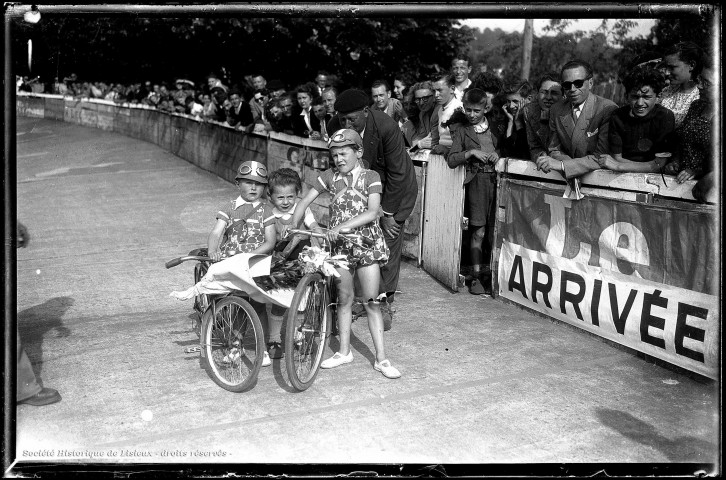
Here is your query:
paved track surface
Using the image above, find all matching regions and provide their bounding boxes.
[12,117,719,471]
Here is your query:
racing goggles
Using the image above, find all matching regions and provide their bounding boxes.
[235,161,268,184]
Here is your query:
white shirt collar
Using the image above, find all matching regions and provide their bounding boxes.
[473,117,489,134]
[234,196,261,209]
[334,164,363,182]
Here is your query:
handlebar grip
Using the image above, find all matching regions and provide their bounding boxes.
[165,258,183,269]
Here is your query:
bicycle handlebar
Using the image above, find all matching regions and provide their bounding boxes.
[288,228,374,247]
[165,255,211,269]
[167,228,374,269]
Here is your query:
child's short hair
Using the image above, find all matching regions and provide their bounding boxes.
[268,168,302,194]
[622,65,667,95]
[502,79,533,98]
[536,72,562,91]
[462,88,489,105]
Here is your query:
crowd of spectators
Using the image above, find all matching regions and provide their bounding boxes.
[17,39,715,200]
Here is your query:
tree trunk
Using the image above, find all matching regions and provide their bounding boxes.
[522,19,534,80]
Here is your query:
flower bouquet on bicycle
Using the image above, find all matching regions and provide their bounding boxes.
[166,227,370,393]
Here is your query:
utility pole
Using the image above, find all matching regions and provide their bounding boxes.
[522,19,534,80]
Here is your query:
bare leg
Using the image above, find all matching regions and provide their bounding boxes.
[356,263,386,362]
[333,267,355,356]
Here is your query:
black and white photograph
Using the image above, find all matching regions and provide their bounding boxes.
[4,3,720,476]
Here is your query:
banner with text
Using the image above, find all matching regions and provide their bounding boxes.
[496,181,719,378]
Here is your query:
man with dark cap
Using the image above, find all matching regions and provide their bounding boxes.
[327,89,418,330]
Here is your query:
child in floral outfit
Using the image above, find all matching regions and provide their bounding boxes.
[292,129,401,379]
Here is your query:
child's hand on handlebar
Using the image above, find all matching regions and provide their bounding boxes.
[210,250,223,262]
[327,226,351,244]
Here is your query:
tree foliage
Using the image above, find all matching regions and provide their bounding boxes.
[467,13,717,85]
[11,15,473,89]
[11,11,716,91]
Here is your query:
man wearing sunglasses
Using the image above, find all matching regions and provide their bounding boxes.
[536,60,617,181]
[250,89,270,125]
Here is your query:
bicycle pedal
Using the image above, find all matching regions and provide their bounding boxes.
[184,346,202,354]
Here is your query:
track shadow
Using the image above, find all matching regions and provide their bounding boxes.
[17,296,74,382]
[595,408,717,462]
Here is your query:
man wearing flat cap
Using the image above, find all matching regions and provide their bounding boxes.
[328,89,418,330]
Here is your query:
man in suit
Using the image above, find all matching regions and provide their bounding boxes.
[370,79,407,125]
[225,89,255,131]
[328,89,418,330]
[536,60,617,182]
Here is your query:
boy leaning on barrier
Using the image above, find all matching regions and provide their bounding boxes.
[447,88,506,296]
[207,160,277,366]
[596,65,676,174]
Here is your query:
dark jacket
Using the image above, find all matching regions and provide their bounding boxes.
[447,112,507,183]
[292,108,322,137]
[226,102,254,128]
[548,93,618,178]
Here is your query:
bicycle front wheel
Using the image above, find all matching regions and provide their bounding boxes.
[201,296,264,392]
[192,262,210,336]
[285,273,332,391]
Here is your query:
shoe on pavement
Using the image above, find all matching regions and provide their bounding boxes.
[320,351,353,369]
[374,359,401,379]
[267,341,284,359]
[469,278,486,295]
[18,388,62,406]
[262,350,271,367]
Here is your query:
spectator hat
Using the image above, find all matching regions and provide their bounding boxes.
[175,78,195,88]
[334,89,370,114]
[328,129,363,150]
[235,160,268,184]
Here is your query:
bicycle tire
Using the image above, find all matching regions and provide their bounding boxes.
[284,273,332,391]
[192,262,210,336]
[201,296,264,392]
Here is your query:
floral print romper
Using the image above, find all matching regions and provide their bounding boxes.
[216,198,275,256]
[314,166,389,268]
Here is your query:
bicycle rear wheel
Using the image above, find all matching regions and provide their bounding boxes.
[285,273,332,391]
[201,296,264,392]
